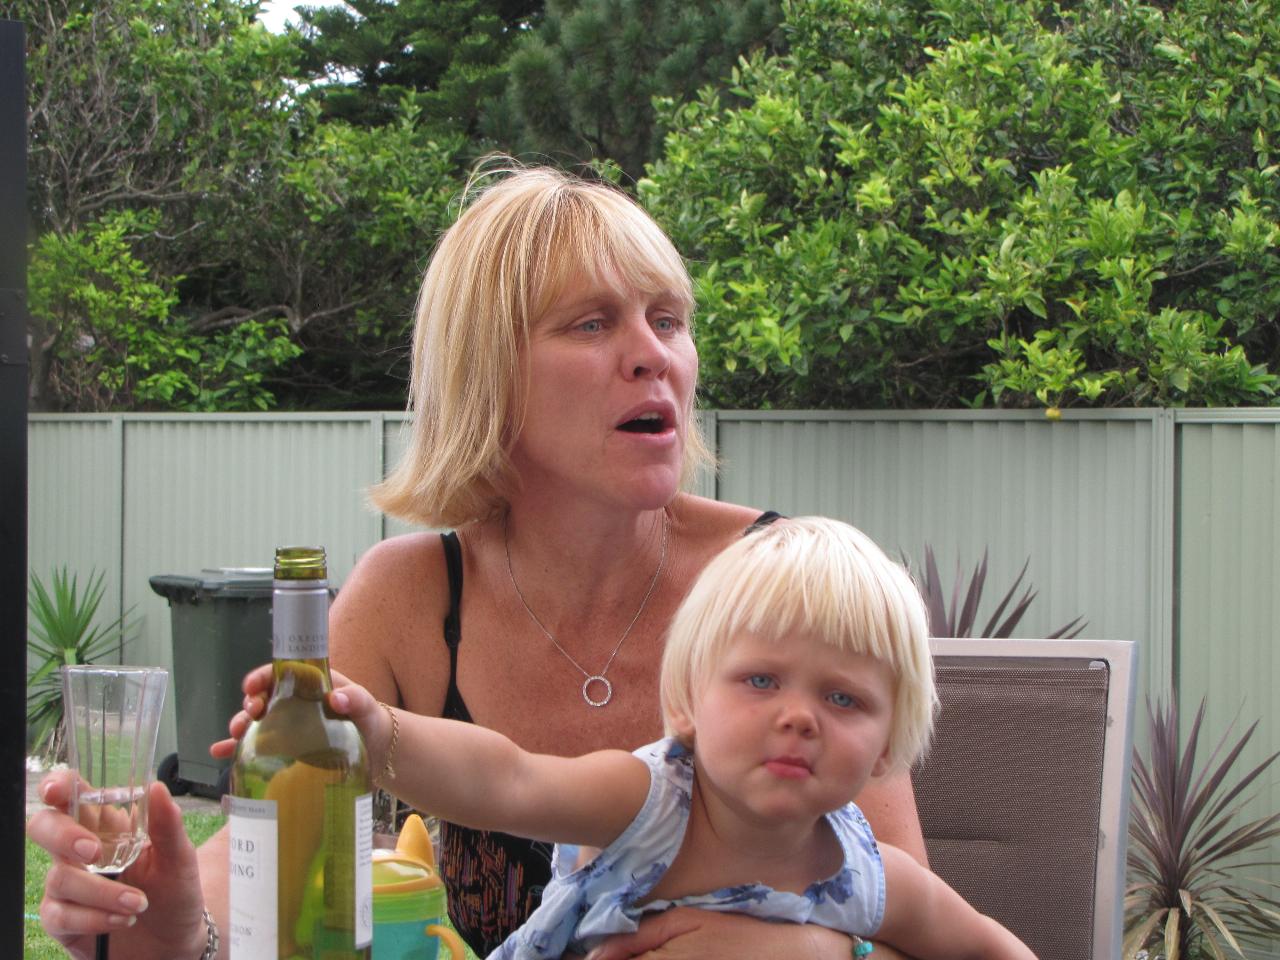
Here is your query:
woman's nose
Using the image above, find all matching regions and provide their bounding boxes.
[620,316,671,380]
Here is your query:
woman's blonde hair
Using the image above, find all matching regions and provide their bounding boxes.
[659,517,937,771]
[371,161,713,528]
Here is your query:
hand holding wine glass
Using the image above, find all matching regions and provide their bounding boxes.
[29,771,214,960]
[61,665,168,959]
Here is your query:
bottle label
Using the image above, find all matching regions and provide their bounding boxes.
[273,588,329,659]
[355,792,373,947]
[228,796,278,960]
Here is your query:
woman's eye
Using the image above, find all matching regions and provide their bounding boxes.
[746,674,775,690]
[577,318,604,333]
[828,691,856,709]
[653,315,678,333]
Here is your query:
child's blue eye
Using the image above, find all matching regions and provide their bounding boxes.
[746,674,774,690]
[829,691,856,709]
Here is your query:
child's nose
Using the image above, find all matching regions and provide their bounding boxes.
[776,699,818,737]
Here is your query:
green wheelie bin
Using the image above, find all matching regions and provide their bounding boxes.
[149,568,274,798]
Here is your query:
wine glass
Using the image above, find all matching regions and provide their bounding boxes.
[61,665,168,960]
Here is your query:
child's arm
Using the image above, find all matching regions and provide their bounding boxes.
[329,683,651,849]
[874,843,1038,960]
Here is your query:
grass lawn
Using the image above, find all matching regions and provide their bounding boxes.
[25,812,479,960]
[24,811,227,959]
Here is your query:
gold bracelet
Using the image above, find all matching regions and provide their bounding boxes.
[376,701,399,785]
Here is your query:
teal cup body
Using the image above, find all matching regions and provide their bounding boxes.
[372,854,465,960]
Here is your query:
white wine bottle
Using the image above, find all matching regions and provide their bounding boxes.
[228,546,373,959]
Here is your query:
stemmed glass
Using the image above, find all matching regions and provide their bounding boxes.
[61,665,168,960]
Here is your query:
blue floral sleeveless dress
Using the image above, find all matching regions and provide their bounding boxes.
[489,738,886,960]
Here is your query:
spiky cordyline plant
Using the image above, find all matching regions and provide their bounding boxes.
[1125,697,1280,960]
[27,567,137,760]
[916,546,1086,638]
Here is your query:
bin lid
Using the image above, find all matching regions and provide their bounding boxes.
[149,568,274,602]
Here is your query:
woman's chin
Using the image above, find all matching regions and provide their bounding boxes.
[608,468,684,512]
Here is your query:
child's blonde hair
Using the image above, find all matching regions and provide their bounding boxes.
[660,516,936,771]
[371,160,713,528]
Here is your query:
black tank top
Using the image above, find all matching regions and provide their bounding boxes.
[435,511,783,954]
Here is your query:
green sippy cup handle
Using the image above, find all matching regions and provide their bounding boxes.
[425,923,467,960]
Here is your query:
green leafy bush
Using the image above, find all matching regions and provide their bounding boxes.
[640,0,1280,409]
[28,210,301,412]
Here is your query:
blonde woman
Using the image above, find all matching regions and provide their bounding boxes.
[30,164,929,960]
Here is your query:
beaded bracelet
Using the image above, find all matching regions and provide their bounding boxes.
[198,909,220,960]
[852,936,874,957]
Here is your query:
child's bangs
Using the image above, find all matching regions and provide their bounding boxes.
[721,527,915,674]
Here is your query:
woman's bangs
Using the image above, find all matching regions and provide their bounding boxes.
[530,192,692,321]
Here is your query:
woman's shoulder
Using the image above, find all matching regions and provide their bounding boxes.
[671,495,773,544]
[330,531,455,707]
[355,529,447,569]
[333,532,451,627]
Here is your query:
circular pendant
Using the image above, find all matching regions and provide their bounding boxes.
[582,675,613,707]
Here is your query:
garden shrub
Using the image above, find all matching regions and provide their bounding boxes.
[640,0,1280,408]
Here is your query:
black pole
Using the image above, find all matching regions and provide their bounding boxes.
[0,18,28,960]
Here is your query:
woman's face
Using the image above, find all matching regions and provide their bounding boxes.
[509,275,699,511]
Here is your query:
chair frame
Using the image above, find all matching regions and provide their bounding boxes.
[927,637,1138,960]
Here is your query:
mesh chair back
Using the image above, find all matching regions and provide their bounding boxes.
[912,641,1134,960]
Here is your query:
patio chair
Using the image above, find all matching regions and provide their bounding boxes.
[911,638,1137,960]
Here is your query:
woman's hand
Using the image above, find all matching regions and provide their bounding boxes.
[27,771,209,960]
[583,908,915,960]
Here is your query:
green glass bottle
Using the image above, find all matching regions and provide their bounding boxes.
[228,547,372,959]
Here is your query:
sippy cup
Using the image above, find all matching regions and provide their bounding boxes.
[372,815,466,960]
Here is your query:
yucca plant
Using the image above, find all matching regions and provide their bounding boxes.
[1125,697,1280,960]
[26,567,138,760]
[916,545,1086,638]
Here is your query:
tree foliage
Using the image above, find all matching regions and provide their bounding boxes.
[19,0,469,410]
[491,0,784,179]
[639,0,1280,409]
[20,0,310,410]
[290,0,541,132]
[14,0,1280,411]
[179,98,468,407]
[28,209,300,410]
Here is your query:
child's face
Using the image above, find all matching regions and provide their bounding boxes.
[676,628,896,827]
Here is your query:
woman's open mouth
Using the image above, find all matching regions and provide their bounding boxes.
[615,402,676,436]
[617,412,668,434]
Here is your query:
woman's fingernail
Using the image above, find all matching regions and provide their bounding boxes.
[118,890,148,912]
[107,913,138,928]
[73,838,99,862]
[41,782,54,802]
[332,691,349,711]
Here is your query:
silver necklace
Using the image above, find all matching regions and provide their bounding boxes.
[504,512,668,708]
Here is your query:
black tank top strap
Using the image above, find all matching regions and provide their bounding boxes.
[438,531,471,722]
[746,510,785,533]
[434,529,552,953]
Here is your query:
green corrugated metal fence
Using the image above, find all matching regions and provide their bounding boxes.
[27,408,1280,917]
